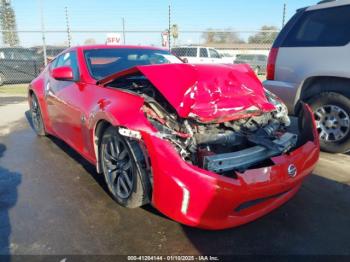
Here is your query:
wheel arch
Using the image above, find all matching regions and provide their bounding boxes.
[93,120,153,203]
[295,76,350,114]
[93,120,152,176]
[28,88,34,98]
[93,119,112,174]
[28,88,34,108]
[28,86,38,99]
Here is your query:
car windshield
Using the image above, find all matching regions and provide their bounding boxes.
[84,48,182,79]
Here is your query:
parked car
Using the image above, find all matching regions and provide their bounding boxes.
[28,45,319,229]
[0,47,43,85]
[171,46,223,64]
[263,0,350,153]
[31,45,67,61]
[234,54,267,75]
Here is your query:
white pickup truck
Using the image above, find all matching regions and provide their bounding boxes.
[171,46,224,64]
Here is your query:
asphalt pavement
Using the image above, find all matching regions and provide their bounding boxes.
[0,97,349,255]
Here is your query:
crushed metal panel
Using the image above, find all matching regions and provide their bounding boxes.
[99,63,276,123]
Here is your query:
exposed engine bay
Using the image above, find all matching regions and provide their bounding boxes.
[109,74,299,174]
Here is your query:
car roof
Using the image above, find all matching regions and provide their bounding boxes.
[46,45,169,62]
[72,45,168,52]
[307,0,350,11]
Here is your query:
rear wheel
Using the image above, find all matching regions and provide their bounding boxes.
[308,92,350,153]
[100,126,150,208]
[30,94,46,136]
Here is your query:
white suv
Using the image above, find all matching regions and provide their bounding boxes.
[171,46,223,64]
[263,0,350,153]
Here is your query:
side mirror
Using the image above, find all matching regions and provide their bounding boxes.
[52,66,74,81]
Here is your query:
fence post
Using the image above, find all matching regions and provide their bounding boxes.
[282,3,287,28]
[39,0,47,66]
[65,6,72,47]
[122,17,126,44]
[168,5,171,51]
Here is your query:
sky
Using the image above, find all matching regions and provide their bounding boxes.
[9,0,317,47]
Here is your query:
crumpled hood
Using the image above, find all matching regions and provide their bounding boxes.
[99,63,276,123]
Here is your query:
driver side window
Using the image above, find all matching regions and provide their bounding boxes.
[51,51,79,81]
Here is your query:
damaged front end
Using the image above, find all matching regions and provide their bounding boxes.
[142,89,298,174]
[100,63,314,176]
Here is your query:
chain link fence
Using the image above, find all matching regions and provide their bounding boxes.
[0,28,279,88]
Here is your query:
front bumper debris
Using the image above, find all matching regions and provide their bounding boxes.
[203,132,298,172]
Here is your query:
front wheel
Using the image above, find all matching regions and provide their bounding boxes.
[308,92,350,153]
[100,126,150,208]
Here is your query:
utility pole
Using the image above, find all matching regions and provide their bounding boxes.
[122,17,126,44]
[39,0,47,65]
[282,3,286,28]
[65,6,72,47]
[168,5,171,50]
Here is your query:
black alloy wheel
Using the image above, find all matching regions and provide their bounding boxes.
[100,126,150,208]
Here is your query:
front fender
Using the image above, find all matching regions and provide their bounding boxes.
[28,72,55,134]
[86,91,156,170]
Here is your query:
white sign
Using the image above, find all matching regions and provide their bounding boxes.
[106,33,122,45]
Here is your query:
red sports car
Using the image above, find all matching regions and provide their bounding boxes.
[28,45,319,229]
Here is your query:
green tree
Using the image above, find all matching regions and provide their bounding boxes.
[202,28,244,44]
[0,0,19,46]
[84,38,96,45]
[248,25,279,44]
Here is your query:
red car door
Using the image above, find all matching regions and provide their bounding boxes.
[47,51,86,153]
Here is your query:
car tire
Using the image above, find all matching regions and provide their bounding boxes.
[0,72,5,86]
[100,126,151,208]
[30,94,47,136]
[307,92,350,153]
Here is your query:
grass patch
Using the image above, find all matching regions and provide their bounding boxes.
[0,83,28,96]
